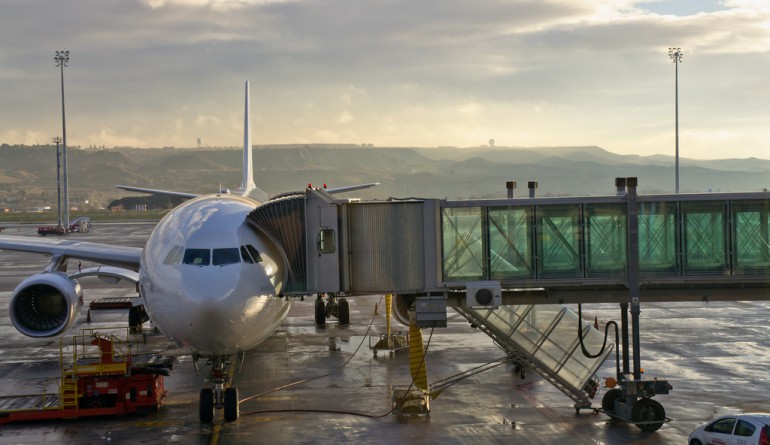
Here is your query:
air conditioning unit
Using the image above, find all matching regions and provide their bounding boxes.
[465,281,502,308]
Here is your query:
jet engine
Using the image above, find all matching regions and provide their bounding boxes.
[9,272,83,338]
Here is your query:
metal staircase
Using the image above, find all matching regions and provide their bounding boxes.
[59,374,78,410]
[455,304,612,410]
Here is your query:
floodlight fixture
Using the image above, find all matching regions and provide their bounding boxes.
[54,50,69,67]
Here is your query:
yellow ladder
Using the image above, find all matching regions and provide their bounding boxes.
[60,374,78,410]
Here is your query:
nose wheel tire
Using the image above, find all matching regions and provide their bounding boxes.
[224,387,239,422]
[199,388,214,423]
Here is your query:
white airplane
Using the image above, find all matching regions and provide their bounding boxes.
[0,81,377,423]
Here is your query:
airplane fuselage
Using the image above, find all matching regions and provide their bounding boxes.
[139,194,291,355]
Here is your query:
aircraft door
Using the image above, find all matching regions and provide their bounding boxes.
[305,190,341,293]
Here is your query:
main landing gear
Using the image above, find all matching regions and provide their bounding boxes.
[194,353,242,423]
[314,293,350,325]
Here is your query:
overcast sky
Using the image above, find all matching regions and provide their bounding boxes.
[1,0,768,159]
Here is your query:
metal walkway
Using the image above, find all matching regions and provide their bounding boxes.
[248,184,770,303]
[456,304,611,410]
[440,185,770,303]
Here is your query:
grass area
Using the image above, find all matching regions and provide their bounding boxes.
[0,210,164,225]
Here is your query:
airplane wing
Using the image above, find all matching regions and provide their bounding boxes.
[114,185,199,200]
[325,183,380,194]
[116,182,379,204]
[0,235,142,271]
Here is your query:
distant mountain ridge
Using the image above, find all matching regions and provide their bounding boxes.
[1,144,768,209]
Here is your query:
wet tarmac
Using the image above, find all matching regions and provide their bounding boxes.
[1,222,770,444]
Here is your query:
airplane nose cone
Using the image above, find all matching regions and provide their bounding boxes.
[146,264,289,354]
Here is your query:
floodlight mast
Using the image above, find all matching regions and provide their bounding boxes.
[54,50,70,230]
[668,47,683,194]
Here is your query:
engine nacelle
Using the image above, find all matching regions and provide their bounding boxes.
[9,272,83,338]
[392,294,415,327]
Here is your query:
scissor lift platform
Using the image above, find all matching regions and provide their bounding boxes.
[0,328,174,424]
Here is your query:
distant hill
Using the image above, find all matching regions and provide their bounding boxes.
[1,143,768,210]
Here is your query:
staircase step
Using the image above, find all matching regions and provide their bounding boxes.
[456,304,611,409]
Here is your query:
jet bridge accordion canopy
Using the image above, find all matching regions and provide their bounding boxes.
[246,193,307,293]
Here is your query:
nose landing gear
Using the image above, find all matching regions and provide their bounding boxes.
[195,353,242,423]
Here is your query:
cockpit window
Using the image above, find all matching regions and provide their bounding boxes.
[183,248,210,266]
[245,244,263,263]
[163,245,184,265]
[213,248,241,266]
[240,246,255,264]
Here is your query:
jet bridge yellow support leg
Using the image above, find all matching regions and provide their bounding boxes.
[408,311,428,392]
[385,293,392,348]
[371,294,408,356]
[391,309,431,418]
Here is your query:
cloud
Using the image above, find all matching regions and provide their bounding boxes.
[1,0,769,159]
[141,0,295,10]
[336,111,354,125]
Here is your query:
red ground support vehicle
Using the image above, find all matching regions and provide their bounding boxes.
[37,225,66,236]
[0,328,175,424]
[37,217,93,236]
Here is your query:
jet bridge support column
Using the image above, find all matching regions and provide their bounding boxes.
[627,178,642,381]
[603,178,671,432]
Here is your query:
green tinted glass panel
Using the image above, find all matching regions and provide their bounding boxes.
[638,202,678,275]
[489,206,533,279]
[733,202,770,273]
[585,204,627,276]
[537,205,581,278]
[683,202,727,274]
[442,207,484,280]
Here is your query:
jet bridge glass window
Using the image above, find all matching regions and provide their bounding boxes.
[213,248,240,266]
[183,248,210,266]
[585,203,627,277]
[318,229,336,254]
[536,205,582,278]
[682,202,728,274]
[638,201,678,276]
[732,201,770,274]
[488,206,534,279]
[442,207,484,281]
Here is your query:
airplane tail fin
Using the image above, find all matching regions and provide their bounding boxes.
[240,81,268,202]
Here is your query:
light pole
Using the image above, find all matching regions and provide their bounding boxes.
[52,136,63,228]
[55,50,70,230]
[668,47,683,193]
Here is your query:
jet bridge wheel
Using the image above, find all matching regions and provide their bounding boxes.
[601,388,622,414]
[632,398,665,432]
[224,387,239,422]
[199,388,214,423]
[315,296,326,325]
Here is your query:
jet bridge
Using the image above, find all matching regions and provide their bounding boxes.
[248,183,770,301]
[247,179,770,431]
